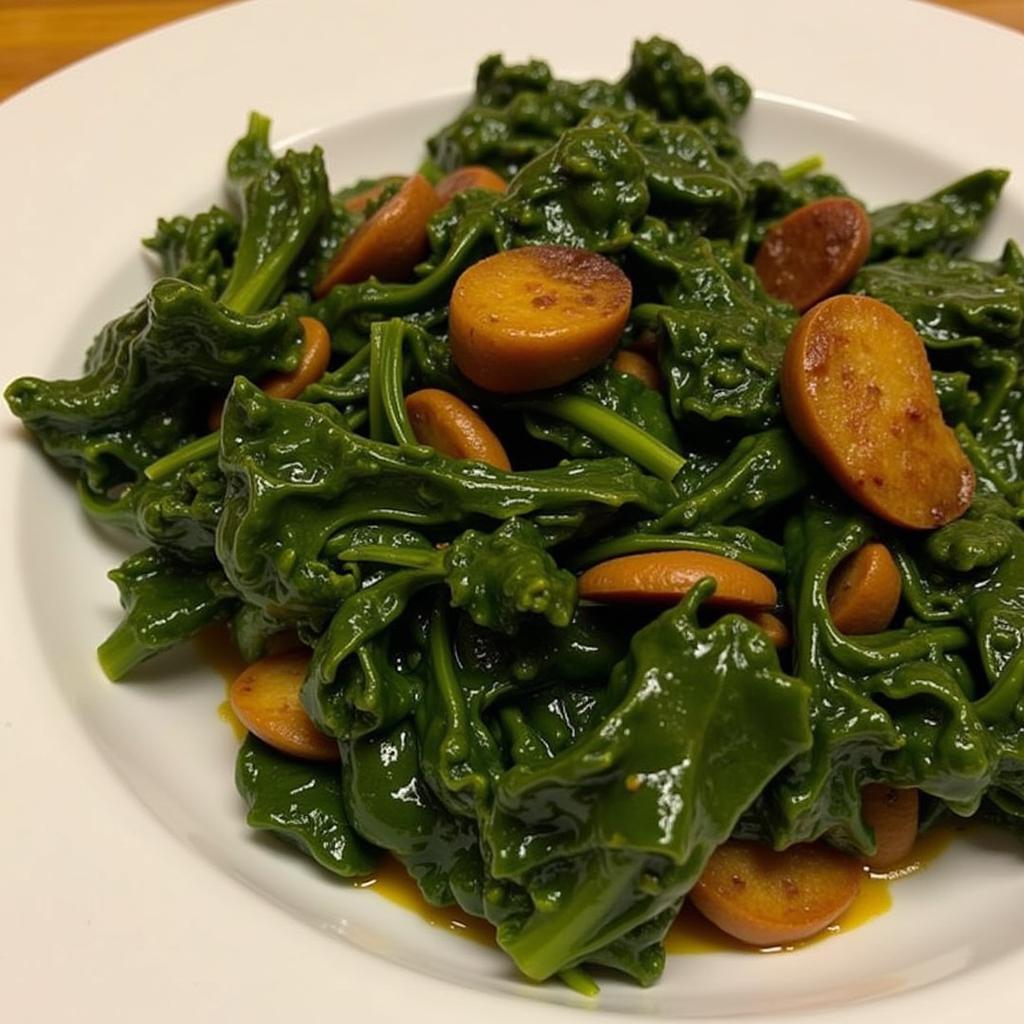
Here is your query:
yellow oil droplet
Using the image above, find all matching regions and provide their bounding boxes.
[355,855,496,946]
[811,873,893,946]
[665,823,958,956]
[194,622,248,682]
[196,624,316,743]
[216,699,248,742]
[665,902,752,955]
[193,623,249,742]
[870,819,956,881]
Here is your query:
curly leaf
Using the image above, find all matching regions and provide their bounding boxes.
[236,734,377,877]
[633,234,795,429]
[625,36,749,123]
[854,251,1022,349]
[496,125,649,252]
[445,519,576,634]
[869,169,1009,260]
[216,379,672,615]
[5,281,302,488]
[143,205,239,296]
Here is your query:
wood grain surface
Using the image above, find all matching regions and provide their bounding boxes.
[0,0,1021,101]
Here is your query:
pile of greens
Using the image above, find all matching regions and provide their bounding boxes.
[7,37,1024,989]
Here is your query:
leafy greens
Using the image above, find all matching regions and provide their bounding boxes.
[7,34,1024,990]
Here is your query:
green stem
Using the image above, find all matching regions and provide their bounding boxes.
[315,218,489,326]
[631,302,666,331]
[370,319,416,445]
[558,968,600,998]
[975,650,1024,724]
[220,236,304,315]
[329,545,441,571]
[569,530,785,573]
[429,598,466,744]
[523,395,685,481]
[828,621,970,671]
[890,545,964,622]
[300,343,370,401]
[145,432,219,482]
[971,350,1018,429]
[780,154,824,181]
[368,325,387,442]
[499,852,643,981]
[97,623,151,681]
[416,155,444,186]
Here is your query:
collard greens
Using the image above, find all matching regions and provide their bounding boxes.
[8,36,1024,989]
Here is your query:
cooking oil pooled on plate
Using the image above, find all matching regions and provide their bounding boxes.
[195,624,959,956]
[194,623,248,740]
[198,623,304,741]
[666,824,956,955]
[355,855,496,946]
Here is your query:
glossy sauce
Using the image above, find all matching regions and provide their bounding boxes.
[355,856,496,946]
[667,823,956,955]
[198,623,305,742]
[347,824,958,956]
[197,625,960,957]
[194,623,248,741]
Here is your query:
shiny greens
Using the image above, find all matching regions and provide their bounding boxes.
[6,35,1024,991]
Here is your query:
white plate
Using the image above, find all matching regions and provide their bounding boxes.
[2,0,1023,1020]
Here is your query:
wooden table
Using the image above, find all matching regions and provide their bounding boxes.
[1,0,1022,102]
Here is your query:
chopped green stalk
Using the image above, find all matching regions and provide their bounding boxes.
[416,155,444,185]
[890,546,964,623]
[97,622,152,681]
[780,154,824,181]
[301,344,370,401]
[524,395,685,481]
[570,529,786,573]
[558,967,600,998]
[955,424,1024,504]
[369,319,416,445]
[346,408,368,431]
[220,240,307,315]
[220,137,329,314]
[368,327,386,442]
[97,549,235,680]
[314,217,489,325]
[975,656,1024,724]
[227,111,273,188]
[331,545,442,571]
[145,432,219,482]
[500,855,645,981]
